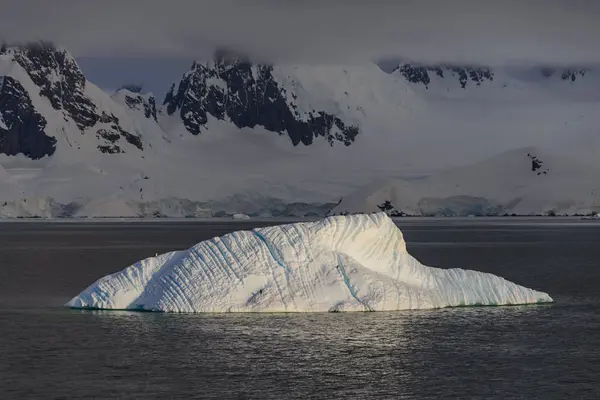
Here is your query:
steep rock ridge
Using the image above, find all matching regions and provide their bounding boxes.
[0,76,56,159]
[3,41,97,130]
[163,50,359,146]
[112,88,158,122]
[394,63,593,89]
[94,112,143,154]
[394,64,494,88]
[0,42,144,157]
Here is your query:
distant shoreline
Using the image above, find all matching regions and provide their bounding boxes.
[1,215,599,223]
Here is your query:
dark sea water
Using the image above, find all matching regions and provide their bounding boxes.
[1,218,599,399]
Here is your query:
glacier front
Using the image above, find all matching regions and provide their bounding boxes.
[66,213,552,312]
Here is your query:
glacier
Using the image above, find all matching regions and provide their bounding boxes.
[66,213,552,312]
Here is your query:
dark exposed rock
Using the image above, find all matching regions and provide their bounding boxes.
[121,91,157,121]
[377,200,394,212]
[462,67,494,87]
[560,69,586,82]
[376,200,406,217]
[97,144,122,154]
[95,112,143,151]
[396,65,431,86]
[539,68,587,82]
[0,77,56,159]
[144,97,157,121]
[122,131,143,150]
[397,63,589,87]
[96,129,120,143]
[394,64,494,88]
[527,153,549,175]
[163,52,359,146]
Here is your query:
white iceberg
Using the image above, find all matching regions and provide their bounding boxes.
[66,213,552,312]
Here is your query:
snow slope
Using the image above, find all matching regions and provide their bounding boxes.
[66,213,552,312]
[332,147,600,216]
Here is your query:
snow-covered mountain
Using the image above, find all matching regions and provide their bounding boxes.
[162,50,359,146]
[331,147,600,216]
[0,43,170,217]
[0,43,159,158]
[1,42,600,218]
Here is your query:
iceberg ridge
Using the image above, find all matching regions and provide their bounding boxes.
[66,213,553,312]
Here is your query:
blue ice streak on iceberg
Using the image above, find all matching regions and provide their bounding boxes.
[252,230,291,274]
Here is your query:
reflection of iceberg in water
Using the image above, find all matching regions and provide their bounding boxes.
[66,213,553,312]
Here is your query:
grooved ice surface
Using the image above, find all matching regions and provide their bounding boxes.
[66,214,553,312]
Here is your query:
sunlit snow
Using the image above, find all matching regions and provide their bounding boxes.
[66,213,552,312]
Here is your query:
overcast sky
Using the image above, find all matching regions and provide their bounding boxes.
[2,0,599,97]
[1,0,600,66]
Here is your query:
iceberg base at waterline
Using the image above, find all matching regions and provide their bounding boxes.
[66,213,553,312]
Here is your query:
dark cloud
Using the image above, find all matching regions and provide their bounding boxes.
[1,0,599,65]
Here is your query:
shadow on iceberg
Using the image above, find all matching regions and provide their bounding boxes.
[66,213,553,312]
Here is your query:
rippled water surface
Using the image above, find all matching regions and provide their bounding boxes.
[1,219,599,399]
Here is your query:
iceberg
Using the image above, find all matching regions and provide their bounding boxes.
[66,213,552,312]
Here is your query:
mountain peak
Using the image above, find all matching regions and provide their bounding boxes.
[2,41,97,129]
[112,88,157,122]
[0,42,149,158]
[162,56,359,146]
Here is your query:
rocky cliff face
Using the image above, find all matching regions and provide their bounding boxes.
[0,42,145,158]
[163,51,359,146]
[0,76,56,159]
